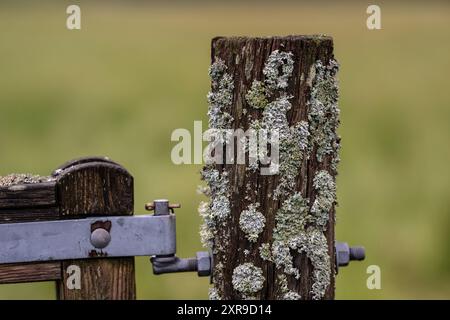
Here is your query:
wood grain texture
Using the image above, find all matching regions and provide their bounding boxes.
[57,162,133,217]
[210,36,336,299]
[0,182,56,209]
[0,262,61,284]
[0,183,60,283]
[57,258,135,300]
[0,207,59,223]
[56,160,136,300]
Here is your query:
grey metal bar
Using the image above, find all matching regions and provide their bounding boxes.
[0,214,176,264]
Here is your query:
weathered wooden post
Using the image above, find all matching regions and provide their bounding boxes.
[199,36,340,299]
[55,158,136,299]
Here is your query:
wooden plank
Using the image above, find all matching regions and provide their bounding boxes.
[56,160,136,300]
[203,36,338,299]
[57,258,135,300]
[56,162,133,217]
[0,182,56,209]
[0,207,59,223]
[0,262,61,284]
[0,205,60,284]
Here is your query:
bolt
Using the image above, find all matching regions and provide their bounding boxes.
[90,228,111,249]
[335,241,365,273]
[145,199,181,214]
[196,251,211,277]
[349,246,365,261]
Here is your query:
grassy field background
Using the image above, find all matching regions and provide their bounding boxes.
[0,1,449,299]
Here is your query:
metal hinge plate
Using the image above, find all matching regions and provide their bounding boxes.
[0,214,176,264]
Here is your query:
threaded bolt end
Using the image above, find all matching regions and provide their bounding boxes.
[349,246,365,261]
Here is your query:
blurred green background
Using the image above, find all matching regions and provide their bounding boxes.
[0,0,449,299]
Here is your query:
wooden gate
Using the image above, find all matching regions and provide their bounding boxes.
[0,157,136,300]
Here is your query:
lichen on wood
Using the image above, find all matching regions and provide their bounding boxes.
[232,263,265,299]
[202,36,339,300]
[0,174,54,188]
[239,203,265,242]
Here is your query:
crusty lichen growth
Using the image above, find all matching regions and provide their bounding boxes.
[272,192,309,278]
[207,57,234,129]
[245,50,309,197]
[265,58,340,299]
[289,228,331,300]
[245,81,268,109]
[263,50,294,91]
[273,192,309,243]
[209,287,221,300]
[277,274,301,300]
[275,120,310,198]
[200,57,236,299]
[259,243,272,261]
[201,49,339,300]
[232,263,265,298]
[310,170,336,230]
[239,203,266,242]
[199,167,231,249]
[0,174,54,187]
[271,171,335,299]
[308,59,340,164]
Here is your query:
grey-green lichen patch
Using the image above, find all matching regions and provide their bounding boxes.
[0,174,54,188]
[199,167,231,249]
[232,263,265,298]
[273,192,309,242]
[277,274,301,300]
[274,120,310,198]
[209,287,221,300]
[310,170,336,230]
[202,50,338,300]
[259,243,272,261]
[271,193,309,278]
[245,81,268,109]
[263,50,294,91]
[289,228,331,300]
[272,241,299,278]
[243,50,309,198]
[261,96,292,138]
[201,57,237,299]
[239,203,265,242]
[271,188,332,299]
[292,121,310,153]
[283,291,301,300]
[208,57,234,129]
[307,59,340,163]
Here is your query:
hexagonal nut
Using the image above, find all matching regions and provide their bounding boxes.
[196,251,211,277]
[335,242,350,267]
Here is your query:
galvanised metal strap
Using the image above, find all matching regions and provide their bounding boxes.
[0,214,176,264]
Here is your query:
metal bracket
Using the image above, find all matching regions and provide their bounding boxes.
[147,200,212,278]
[0,196,362,279]
[0,214,176,264]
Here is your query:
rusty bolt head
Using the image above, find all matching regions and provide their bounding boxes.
[90,228,111,249]
[196,251,211,277]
